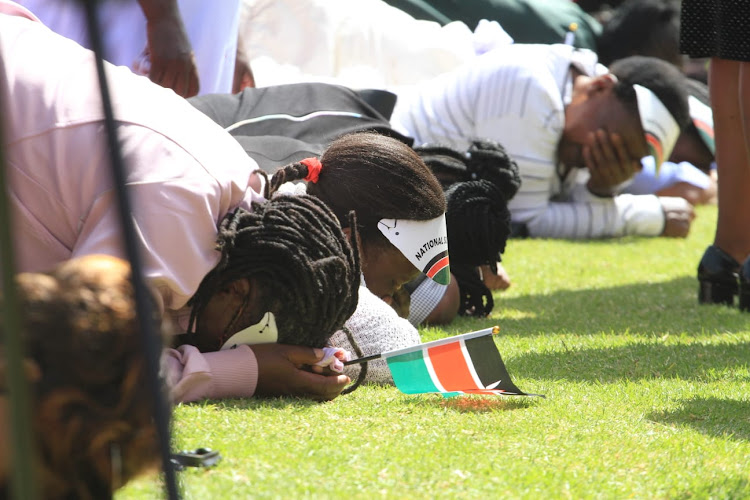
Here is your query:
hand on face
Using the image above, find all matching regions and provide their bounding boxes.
[584,129,643,197]
[251,343,351,401]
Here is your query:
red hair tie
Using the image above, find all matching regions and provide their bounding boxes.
[300,157,323,183]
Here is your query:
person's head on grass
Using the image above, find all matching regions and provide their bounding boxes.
[560,55,689,171]
[268,132,447,304]
[0,255,165,499]
[186,194,360,352]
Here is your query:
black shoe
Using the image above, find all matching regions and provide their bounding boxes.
[697,245,739,305]
[739,257,750,311]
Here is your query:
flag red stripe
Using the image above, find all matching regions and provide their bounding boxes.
[426,256,449,278]
[427,342,481,391]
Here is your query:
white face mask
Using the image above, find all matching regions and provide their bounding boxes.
[220,311,278,350]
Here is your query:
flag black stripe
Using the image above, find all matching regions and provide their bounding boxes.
[465,335,525,394]
[422,249,449,273]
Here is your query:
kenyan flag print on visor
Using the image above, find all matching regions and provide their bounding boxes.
[378,215,450,285]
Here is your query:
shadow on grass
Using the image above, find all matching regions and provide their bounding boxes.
[494,276,750,336]
[509,341,750,383]
[648,397,750,442]
[396,394,538,413]
[196,396,325,412]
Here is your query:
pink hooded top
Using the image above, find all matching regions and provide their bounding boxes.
[1,3,266,402]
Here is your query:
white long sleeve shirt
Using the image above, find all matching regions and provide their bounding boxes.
[391,43,669,239]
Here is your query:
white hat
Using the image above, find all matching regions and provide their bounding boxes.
[633,84,681,169]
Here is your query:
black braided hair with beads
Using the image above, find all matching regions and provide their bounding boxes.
[187,194,360,350]
[414,139,520,317]
[414,139,521,198]
[445,180,511,317]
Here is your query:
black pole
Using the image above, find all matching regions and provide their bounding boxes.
[79,1,180,498]
[0,63,39,500]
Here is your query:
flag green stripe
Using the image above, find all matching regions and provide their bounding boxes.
[386,350,440,394]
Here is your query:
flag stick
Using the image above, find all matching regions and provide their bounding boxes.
[344,325,499,366]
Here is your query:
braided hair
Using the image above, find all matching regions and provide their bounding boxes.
[415,139,520,317]
[0,255,164,499]
[268,132,446,247]
[187,194,360,350]
[415,139,521,199]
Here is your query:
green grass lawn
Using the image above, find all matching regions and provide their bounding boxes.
[117,204,750,499]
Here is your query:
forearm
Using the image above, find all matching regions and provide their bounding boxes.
[523,195,665,239]
[163,345,258,403]
[137,0,180,22]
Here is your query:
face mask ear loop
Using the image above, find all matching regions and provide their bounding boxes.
[340,326,367,395]
[218,294,250,351]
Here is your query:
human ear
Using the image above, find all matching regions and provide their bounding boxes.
[227,278,254,303]
[589,74,617,94]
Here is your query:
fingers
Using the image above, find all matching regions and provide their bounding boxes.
[292,370,350,401]
[148,58,199,98]
[586,130,641,195]
[594,130,619,182]
[284,345,326,366]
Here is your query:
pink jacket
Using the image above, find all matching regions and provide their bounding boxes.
[1,5,265,402]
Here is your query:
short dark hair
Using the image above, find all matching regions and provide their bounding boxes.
[188,194,360,349]
[609,55,691,130]
[597,0,682,67]
[269,132,446,247]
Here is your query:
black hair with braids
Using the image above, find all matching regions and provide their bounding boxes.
[187,194,360,350]
[268,132,446,247]
[414,139,521,199]
[414,139,520,317]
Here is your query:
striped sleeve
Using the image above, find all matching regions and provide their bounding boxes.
[523,189,666,239]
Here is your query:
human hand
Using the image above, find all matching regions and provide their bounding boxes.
[584,129,641,197]
[250,343,350,401]
[144,10,200,97]
[659,197,695,238]
[480,263,511,290]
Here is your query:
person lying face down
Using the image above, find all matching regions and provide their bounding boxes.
[0,255,164,500]
[390,44,694,240]
[265,132,449,385]
[1,8,360,403]
[267,132,448,307]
